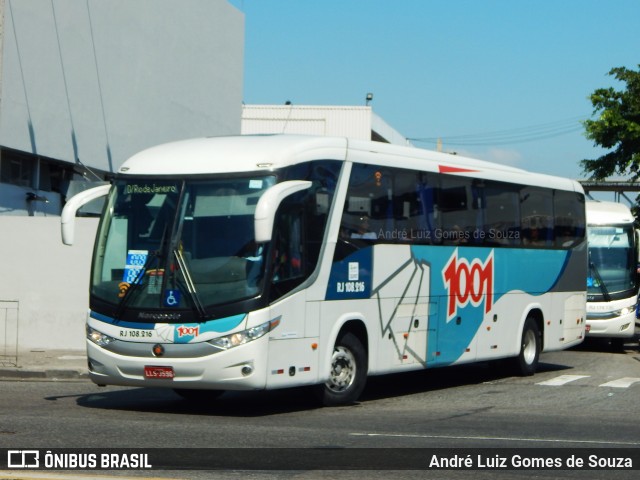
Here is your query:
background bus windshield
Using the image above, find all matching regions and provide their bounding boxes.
[587,225,636,297]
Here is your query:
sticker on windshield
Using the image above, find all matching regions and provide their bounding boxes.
[249,179,263,189]
[146,269,164,294]
[164,289,181,307]
[123,250,148,284]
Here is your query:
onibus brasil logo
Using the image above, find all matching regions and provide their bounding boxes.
[442,248,494,321]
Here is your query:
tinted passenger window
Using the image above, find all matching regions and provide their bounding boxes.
[554,190,585,248]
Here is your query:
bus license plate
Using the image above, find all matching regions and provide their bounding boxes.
[144,366,174,379]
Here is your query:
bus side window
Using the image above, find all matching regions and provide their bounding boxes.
[336,163,381,254]
[268,200,305,302]
[482,182,521,246]
[271,207,303,284]
[269,161,341,301]
[554,190,585,248]
[521,187,554,248]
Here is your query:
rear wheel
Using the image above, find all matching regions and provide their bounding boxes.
[319,332,367,406]
[513,317,540,376]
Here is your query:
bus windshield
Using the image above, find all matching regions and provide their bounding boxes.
[587,224,636,298]
[91,176,276,319]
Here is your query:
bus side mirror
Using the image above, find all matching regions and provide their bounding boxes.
[61,184,111,245]
[254,180,312,243]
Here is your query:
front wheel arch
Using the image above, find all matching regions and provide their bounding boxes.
[317,325,368,406]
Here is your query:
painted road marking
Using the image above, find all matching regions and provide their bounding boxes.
[535,374,590,386]
[350,432,640,446]
[599,377,640,388]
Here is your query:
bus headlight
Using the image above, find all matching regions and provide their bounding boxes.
[87,325,116,347]
[210,318,280,350]
[618,307,632,316]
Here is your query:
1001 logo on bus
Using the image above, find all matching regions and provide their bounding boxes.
[442,249,494,321]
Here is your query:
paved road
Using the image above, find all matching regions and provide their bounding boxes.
[1,340,639,479]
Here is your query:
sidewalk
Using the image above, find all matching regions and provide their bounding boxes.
[0,349,88,381]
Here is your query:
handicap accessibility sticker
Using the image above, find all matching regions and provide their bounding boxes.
[164,289,181,307]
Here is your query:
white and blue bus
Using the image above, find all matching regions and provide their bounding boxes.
[586,200,638,349]
[62,135,587,406]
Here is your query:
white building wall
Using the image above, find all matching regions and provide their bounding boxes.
[0,217,98,351]
[242,105,373,140]
[371,112,414,147]
[242,104,413,147]
[0,183,62,216]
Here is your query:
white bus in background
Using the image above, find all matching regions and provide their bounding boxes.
[586,200,639,349]
[61,135,587,406]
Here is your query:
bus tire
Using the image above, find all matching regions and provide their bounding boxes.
[173,388,224,402]
[319,331,367,406]
[513,317,540,376]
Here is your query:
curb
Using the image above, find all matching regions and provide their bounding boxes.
[0,368,89,381]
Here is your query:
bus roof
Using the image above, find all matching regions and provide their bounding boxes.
[118,134,583,192]
[586,200,635,225]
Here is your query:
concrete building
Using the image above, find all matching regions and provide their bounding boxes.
[0,0,244,358]
[242,104,412,146]
[0,0,243,216]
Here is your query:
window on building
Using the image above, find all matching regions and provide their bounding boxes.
[0,149,36,188]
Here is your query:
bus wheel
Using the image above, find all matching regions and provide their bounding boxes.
[320,332,367,406]
[173,389,224,402]
[513,317,540,376]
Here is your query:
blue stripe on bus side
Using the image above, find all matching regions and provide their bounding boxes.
[89,310,246,343]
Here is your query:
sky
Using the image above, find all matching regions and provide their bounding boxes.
[229,0,639,183]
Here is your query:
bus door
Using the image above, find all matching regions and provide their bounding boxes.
[370,245,431,368]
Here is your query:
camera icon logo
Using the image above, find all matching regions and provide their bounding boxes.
[7,450,40,468]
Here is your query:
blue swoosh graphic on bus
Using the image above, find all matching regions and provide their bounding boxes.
[410,246,570,365]
[412,246,570,299]
[171,314,246,343]
[326,245,570,366]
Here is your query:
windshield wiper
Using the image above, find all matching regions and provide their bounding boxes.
[159,182,208,321]
[173,249,207,321]
[589,260,611,302]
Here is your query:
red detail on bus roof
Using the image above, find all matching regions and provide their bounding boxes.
[438,165,479,174]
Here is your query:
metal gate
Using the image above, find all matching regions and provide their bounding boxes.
[0,301,19,367]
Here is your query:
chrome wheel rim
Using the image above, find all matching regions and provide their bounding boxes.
[522,329,537,365]
[326,346,356,393]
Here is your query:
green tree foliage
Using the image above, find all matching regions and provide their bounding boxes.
[581,65,640,180]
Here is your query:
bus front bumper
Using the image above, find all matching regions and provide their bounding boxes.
[86,337,269,391]
[585,311,636,338]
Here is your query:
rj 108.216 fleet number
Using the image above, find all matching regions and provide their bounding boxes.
[336,281,366,293]
[119,329,153,338]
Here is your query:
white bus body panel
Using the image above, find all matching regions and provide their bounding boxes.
[81,135,586,392]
